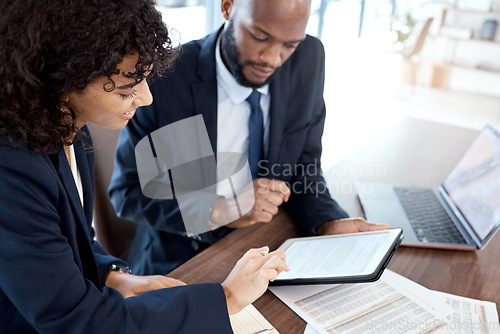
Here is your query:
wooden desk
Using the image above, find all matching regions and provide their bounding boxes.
[169,118,500,332]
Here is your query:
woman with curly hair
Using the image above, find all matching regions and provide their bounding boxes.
[0,0,288,332]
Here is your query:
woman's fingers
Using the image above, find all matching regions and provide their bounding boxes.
[246,248,289,274]
[252,248,290,281]
[222,246,290,315]
[259,257,290,282]
[246,246,270,257]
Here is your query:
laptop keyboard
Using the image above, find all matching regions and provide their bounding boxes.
[394,187,467,244]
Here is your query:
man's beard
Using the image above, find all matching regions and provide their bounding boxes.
[220,20,280,89]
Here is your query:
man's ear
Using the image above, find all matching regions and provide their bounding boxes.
[221,0,234,21]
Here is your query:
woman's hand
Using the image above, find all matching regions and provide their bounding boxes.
[105,272,186,299]
[221,246,290,315]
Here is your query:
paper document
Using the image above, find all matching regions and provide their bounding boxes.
[272,271,446,334]
[230,304,279,334]
[423,291,500,334]
[304,324,321,334]
[270,270,500,334]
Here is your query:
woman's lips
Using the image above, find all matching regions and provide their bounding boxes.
[122,110,136,120]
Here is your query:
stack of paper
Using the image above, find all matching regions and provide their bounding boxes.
[230,304,279,334]
[269,270,499,334]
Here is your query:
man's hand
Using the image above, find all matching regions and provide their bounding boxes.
[105,272,186,299]
[227,178,290,228]
[212,178,290,229]
[316,218,390,235]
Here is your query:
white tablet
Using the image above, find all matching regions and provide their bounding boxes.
[271,228,403,285]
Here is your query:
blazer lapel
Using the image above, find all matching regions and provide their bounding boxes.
[74,135,94,227]
[267,66,290,166]
[192,28,223,155]
[56,145,91,238]
[57,149,87,224]
[56,139,100,286]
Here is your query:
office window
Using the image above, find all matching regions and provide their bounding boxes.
[156,0,224,45]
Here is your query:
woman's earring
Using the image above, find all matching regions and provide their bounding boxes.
[60,97,69,113]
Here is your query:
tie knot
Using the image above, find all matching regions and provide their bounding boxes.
[246,90,261,109]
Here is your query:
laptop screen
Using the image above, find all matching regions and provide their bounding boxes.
[442,125,500,244]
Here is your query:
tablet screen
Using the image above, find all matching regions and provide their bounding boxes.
[275,229,402,283]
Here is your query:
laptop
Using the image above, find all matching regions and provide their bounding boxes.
[357,124,500,250]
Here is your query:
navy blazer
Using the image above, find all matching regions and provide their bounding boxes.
[0,127,231,333]
[109,28,349,276]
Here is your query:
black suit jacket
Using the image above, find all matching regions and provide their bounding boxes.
[0,127,231,333]
[109,28,348,276]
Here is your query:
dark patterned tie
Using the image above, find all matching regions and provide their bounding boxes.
[246,90,264,179]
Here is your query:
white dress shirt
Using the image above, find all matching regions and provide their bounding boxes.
[69,144,84,208]
[214,35,271,198]
[215,35,271,160]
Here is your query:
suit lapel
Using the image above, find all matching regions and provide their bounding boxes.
[56,136,100,286]
[192,28,222,155]
[74,134,94,226]
[57,149,90,233]
[193,83,218,155]
[56,133,94,239]
[267,66,290,166]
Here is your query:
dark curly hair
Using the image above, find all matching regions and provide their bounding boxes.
[0,0,177,153]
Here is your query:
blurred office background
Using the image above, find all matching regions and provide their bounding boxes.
[156,0,500,169]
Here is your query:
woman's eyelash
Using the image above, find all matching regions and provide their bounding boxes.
[120,90,137,100]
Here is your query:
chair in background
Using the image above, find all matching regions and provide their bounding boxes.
[397,17,434,59]
[395,17,434,85]
[88,123,137,261]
